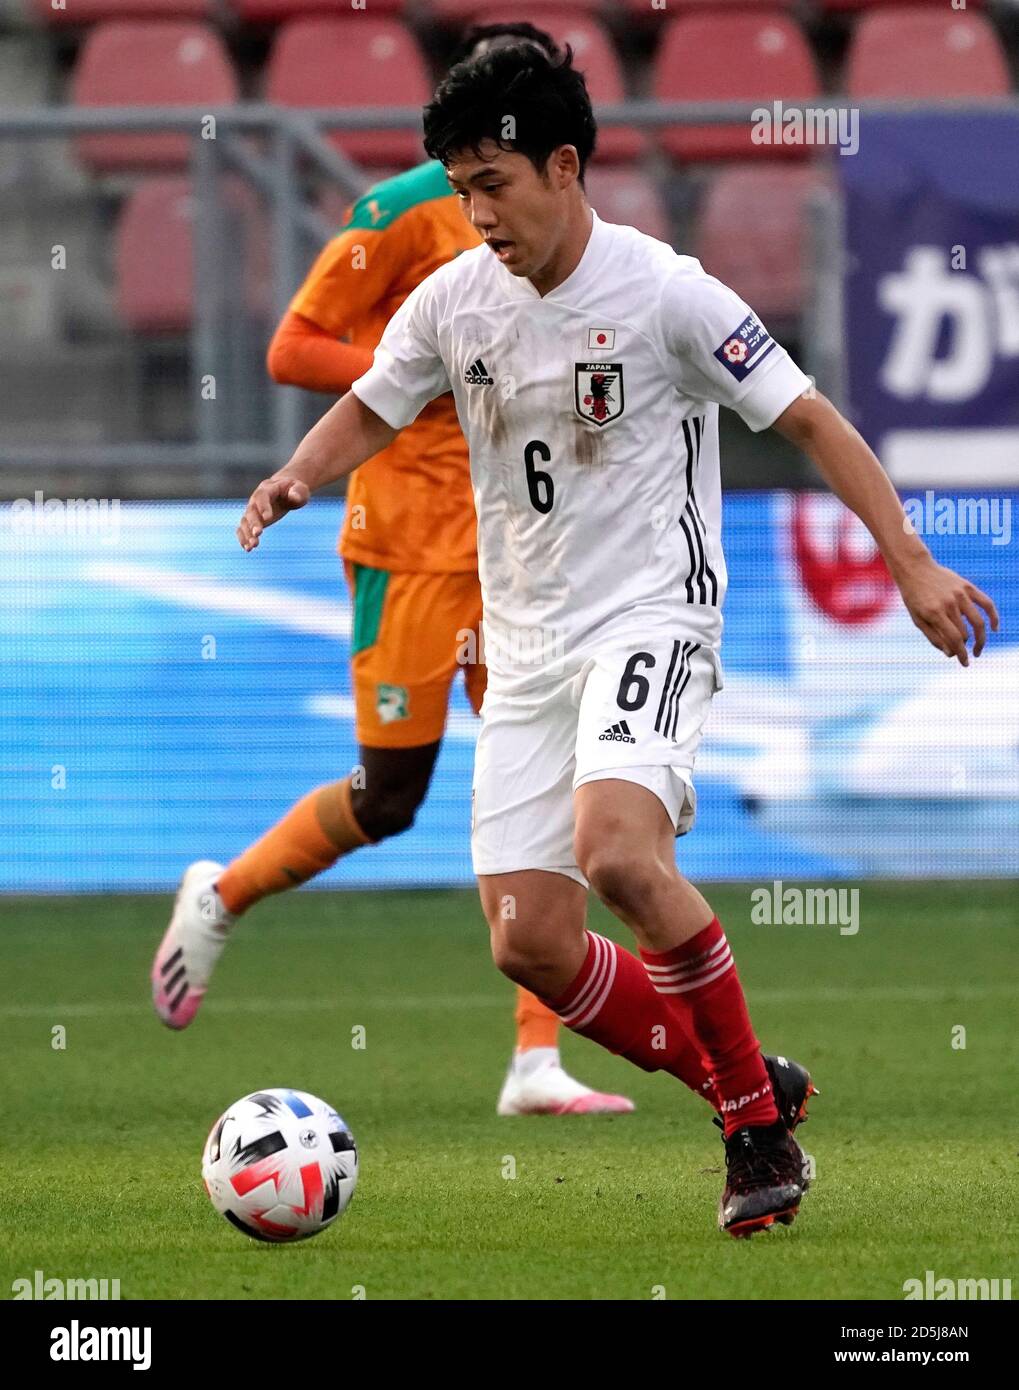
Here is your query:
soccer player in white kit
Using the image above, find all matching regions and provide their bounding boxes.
[237,43,998,1236]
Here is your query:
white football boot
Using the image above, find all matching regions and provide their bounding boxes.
[496,1047,635,1116]
[151,860,234,1029]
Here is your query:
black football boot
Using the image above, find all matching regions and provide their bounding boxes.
[764,1053,818,1133]
[719,1120,806,1238]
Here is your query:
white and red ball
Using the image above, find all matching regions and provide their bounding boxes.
[202,1088,357,1242]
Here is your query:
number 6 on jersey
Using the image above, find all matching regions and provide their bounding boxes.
[524,439,554,514]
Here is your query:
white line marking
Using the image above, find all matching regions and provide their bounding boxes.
[1,983,1012,1020]
[0,996,506,1019]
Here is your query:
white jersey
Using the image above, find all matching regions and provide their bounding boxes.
[352,210,810,688]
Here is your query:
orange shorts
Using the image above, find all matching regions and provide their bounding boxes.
[343,561,487,749]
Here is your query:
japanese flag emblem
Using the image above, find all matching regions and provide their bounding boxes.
[587,328,615,351]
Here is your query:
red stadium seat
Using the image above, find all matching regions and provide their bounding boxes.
[266,18,431,167]
[232,0,407,19]
[653,13,821,163]
[32,0,214,21]
[426,0,600,20]
[845,8,1009,98]
[820,1,984,12]
[71,21,238,173]
[116,178,195,333]
[478,6,641,161]
[116,176,269,333]
[584,168,670,244]
[622,0,796,16]
[694,165,828,324]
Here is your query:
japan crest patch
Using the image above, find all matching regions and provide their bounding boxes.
[575,362,625,427]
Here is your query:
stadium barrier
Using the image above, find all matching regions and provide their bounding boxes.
[3,98,1011,481]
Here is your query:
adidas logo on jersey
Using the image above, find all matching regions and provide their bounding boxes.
[464,358,494,386]
[599,720,636,743]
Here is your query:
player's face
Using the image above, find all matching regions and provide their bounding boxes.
[446,142,575,281]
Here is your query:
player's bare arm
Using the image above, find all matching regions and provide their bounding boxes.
[772,392,1000,667]
[237,392,398,551]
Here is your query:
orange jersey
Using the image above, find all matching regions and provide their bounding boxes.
[290,162,482,573]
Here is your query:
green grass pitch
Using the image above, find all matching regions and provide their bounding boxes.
[2,882,1016,1301]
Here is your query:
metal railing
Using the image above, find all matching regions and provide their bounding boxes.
[1,97,1013,478]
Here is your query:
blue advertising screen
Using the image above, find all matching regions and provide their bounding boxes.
[1,495,1015,891]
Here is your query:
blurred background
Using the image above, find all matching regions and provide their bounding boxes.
[1,0,1016,890]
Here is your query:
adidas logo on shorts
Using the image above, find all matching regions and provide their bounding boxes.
[464,357,494,386]
[599,720,636,743]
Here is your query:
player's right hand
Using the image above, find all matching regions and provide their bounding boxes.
[237,477,310,551]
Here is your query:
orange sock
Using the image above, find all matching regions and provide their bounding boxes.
[216,779,372,916]
[514,986,560,1052]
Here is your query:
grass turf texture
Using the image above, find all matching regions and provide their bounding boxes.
[1,882,1016,1301]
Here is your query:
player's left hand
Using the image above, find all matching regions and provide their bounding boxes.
[895,557,999,666]
[237,477,310,551]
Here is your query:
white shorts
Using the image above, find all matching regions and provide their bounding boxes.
[471,637,721,887]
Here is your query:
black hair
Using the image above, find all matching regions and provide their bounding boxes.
[423,42,597,186]
[451,21,560,68]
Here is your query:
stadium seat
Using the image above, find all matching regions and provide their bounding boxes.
[845,8,1010,98]
[622,0,796,15]
[116,178,196,334]
[820,1,984,12]
[115,176,268,333]
[653,13,821,163]
[477,6,641,161]
[32,0,215,21]
[71,21,238,174]
[426,0,601,20]
[231,0,406,19]
[265,18,431,167]
[584,168,670,244]
[694,165,828,324]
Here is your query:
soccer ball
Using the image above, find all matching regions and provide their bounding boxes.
[202,1088,358,1243]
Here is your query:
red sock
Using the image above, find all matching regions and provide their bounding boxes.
[549,932,718,1108]
[641,918,778,1136]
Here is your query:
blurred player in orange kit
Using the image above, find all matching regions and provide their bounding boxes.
[150,21,633,1117]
